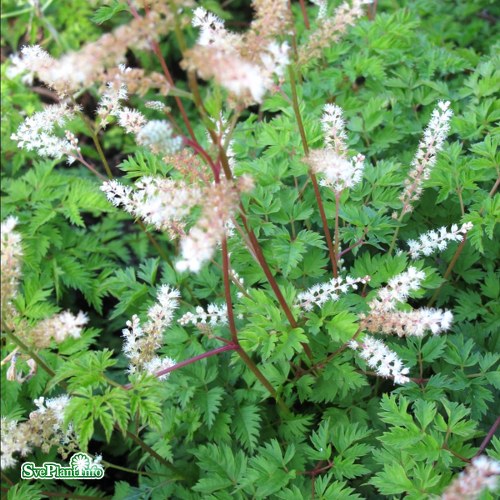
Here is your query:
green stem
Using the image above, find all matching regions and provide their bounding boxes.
[388,213,404,255]
[1,0,54,19]
[125,430,185,478]
[333,191,341,277]
[102,459,166,477]
[91,132,113,179]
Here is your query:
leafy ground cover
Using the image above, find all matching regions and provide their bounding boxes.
[1,0,499,498]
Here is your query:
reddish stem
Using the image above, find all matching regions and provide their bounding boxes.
[239,211,314,362]
[474,416,500,458]
[76,154,106,180]
[123,344,237,390]
[184,137,220,179]
[288,65,337,273]
[298,0,310,29]
[221,238,291,413]
[150,40,196,141]
[338,230,367,258]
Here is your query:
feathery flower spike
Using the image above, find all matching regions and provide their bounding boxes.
[407,222,473,259]
[122,285,180,380]
[178,304,228,327]
[296,275,370,312]
[399,101,453,215]
[349,337,410,384]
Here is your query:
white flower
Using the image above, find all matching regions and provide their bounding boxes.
[44,396,71,422]
[442,455,500,499]
[11,104,79,161]
[97,81,128,125]
[176,226,219,273]
[369,267,425,313]
[6,45,54,84]
[118,107,147,134]
[350,337,410,384]
[307,149,365,192]
[363,308,453,337]
[1,216,23,312]
[407,222,473,259]
[321,103,348,155]
[143,356,177,381]
[100,177,201,234]
[178,304,228,327]
[146,285,181,332]
[145,100,166,111]
[192,7,228,47]
[136,120,183,155]
[215,57,268,103]
[122,285,179,379]
[260,42,290,79]
[0,418,31,469]
[32,310,88,344]
[296,275,370,311]
[400,101,453,214]
[310,0,328,20]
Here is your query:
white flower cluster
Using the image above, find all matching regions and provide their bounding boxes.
[97,79,130,126]
[407,222,473,259]
[296,275,370,312]
[192,7,230,48]
[321,103,348,155]
[189,8,290,104]
[101,177,201,234]
[32,310,88,344]
[7,45,56,86]
[369,267,426,313]
[118,107,148,135]
[32,395,70,422]
[146,285,181,331]
[176,226,220,273]
[400,101,453,214]
[178,304,228,327]
[349,337,410,384]
[1,216,23,313]
[145,100,166,111]
[298,0,372,65]
[98,71,181,154]
[10,103,81,163]
[176,180,240,273]
[0,216,22,257]
[0,417,30,469]
[314,150,365,192]
[260,41,290,81]
[361,267,454,338]
[6,7,172,94]
[363,308,453,338]
[310,0,328,20]
[306,103,365,192]
[1,395,72,470]
[442,455,500,500]
[122,285,180,380]
[136,120,183,155]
